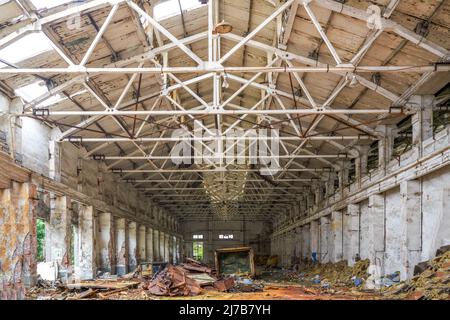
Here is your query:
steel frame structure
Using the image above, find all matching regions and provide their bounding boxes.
[2,0,449,218]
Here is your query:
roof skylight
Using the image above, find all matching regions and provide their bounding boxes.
[154,0,204,21]
[29,0,74,10]
[0,33,53,67]
[15,81,63,107]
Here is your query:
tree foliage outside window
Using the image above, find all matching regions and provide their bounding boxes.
[193,241,203,261]
[36,218,45,262]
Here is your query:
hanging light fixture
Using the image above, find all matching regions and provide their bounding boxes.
[347,73,359,88]
[202,164,249,219]
[222,73,229,88]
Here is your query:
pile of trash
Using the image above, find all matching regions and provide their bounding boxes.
[143,257,261,297]
[279,259,371,288]
[383,248,450,300]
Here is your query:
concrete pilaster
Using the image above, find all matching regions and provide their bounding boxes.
[159,231,165,262]
[330,211,343,262]
[153,229,160,261]
[368,194,385,265]
[400,180,422,280]
[128,222,137,271]
[320,216,330,263]
[412,95,434,158]
[301,225,310,261]
[146,227,154,263]
[377,125,396,169]
[164,233,170,263]
[345,203,360,266]
[76,205,96,280]
[46,195,71,281]
[138,225,146,263]
[114,218,128,276]
[97,212,114,273]
[310,220,319,262]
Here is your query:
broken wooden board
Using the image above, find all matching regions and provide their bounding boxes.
[188,273,217,287]
[66,280,140,290]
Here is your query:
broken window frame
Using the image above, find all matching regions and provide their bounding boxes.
[392,115,413,159]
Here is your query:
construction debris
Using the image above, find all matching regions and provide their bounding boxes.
[214,277,235,292]
[261,259,371,289]
[383,249,450,300]
[65,280,140,291]
[144,265,202,296]
[27,249,450,300]
[180,258,213,274]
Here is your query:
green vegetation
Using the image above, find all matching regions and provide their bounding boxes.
[193,241,204,261]
[36,218,45,262]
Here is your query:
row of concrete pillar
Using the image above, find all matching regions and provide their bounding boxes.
[277,96,436,225]
[48,197,182,279]
[272,178,442,280]
[0,183,183,300]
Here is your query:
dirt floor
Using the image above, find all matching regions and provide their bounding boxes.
[26,249,450,300]
[28,283,381,300]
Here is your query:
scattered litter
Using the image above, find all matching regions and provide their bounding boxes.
[383,248,450,300]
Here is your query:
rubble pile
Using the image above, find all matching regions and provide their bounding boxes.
[144,265,202,296]
[384,250,450,300]
[277,259,370,288]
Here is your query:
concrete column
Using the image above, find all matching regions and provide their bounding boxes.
[400,180,422,280]
[46,195,71,281]
[49,129,61,181]
[295,227,302,260]
[176,237,181,263]
[137,225,146,264]
[97,212,114,273]
[354,145,370,183]
[320,216,330,263]
[314,184,323,208]
[164,233,170,263]
[0,182,37,300]
[358,145,370,177]
[128,222,137,271]
[377,125,396,169]
[368,194,385,265]
[307,192,314,210]
[310,220,319,262]
[301,225,310,261]
[325,172,336,198]
[330,211,343,262]
[76,205,96,280]
[114,218,128,276]
[337,160,349,189]
[159,231,165,262]
[433,188,450,257]
[412,95,434,158]
[146,227,154,263]
[153,229,160,261]
[345,203,360,266]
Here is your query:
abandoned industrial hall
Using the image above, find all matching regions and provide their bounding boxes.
[0,0,449,302]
